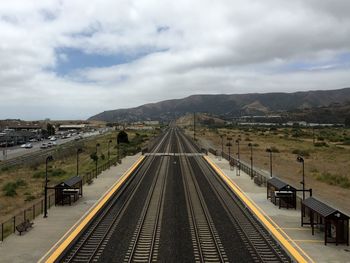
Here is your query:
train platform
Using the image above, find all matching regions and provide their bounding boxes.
[0,153,141,263]
[207,154,350,263]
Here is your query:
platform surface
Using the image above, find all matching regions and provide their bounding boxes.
[208,154,350,263]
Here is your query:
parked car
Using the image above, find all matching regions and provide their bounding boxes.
[47,142,53,147]
[24,143,33,149]
[50,136,57,141]
[21,144,27,148]
[29,138,38,142]
[40,143,48,149]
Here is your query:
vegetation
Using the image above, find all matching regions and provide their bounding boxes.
[0,129,159,219]
[117,130,129,144]
[316,172,350,189]
[291,149,310,157]
[2,179,27,197]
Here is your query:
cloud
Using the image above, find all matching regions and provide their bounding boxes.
[0,0,350,119]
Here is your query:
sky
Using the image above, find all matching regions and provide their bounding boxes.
[0,0,350,120]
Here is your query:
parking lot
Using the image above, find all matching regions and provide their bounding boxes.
[0,130,105,161]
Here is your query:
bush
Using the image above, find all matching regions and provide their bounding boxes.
[25,195,36,202]
[33,170,46,178]
[317,173,350,189]
[2,182,18,196]
[1,167,9,172]
[270,146,280,153]
[291,149,310,157]
[51,168,67,177]
[15,179,27,187]
[314,142,329,147]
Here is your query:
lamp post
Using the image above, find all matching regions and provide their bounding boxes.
[248,143,253,179]
[297,156,305,200]
[44,155,53,218]
[95,143,100,177]
[108,139,112,161]
[220,134,224,158]
[76,148,83,176]
[236,139,240,176]
[266,148,273,177]
[226,137,232,162]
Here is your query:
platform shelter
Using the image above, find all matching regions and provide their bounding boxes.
[267,177,296,209]
[302,197,349,246]
[55,176,83,206]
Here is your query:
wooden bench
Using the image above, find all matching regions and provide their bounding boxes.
[16,219,34,235]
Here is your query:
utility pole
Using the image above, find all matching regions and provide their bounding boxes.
[193,112,196,141]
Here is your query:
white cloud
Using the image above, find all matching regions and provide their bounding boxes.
[0,0,350,119]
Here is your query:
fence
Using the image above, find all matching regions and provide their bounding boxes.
[207,147,313,208]
[210,148,269,187]
[0,156,120,242]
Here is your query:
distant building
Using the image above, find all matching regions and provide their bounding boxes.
[144,120,159,125]
[126,125,154,130]
[58,124,87,131]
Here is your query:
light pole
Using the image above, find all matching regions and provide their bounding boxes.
[248,143,253,179]
[220,134,224,158]
[95,143,100,177]
[236,139,240,176]
[297,156,305,200]
[108,139,112,161]
[76,148,83,176]
[44,155,53,218]
[266,148,273,177]
[193,112,196,141]
[226,137,232,162]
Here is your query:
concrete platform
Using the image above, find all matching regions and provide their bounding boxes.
[0,154,141,263]
[208,154,350,263]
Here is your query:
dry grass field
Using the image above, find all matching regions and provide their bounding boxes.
[0,130,157,221]
[194,126,350,214]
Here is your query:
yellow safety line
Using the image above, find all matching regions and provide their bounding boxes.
[206,156,315,263]
[44,156,145,263]
[204,156,313,263]
[292,240,323,243]
[276,228,310,231]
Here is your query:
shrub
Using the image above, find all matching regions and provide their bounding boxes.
[314,142,329,147]
[51,168,67,177]
[2,182,17,196]
[291,149,310,157]
[15,179,27,187]
[25,195,36,202]
[33,171,46,178]
[270,146,280,153]
[317,173,350,189]
[101,154,105,160]
[1,166,9,172]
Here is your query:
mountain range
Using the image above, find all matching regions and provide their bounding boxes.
[89,88,350,123]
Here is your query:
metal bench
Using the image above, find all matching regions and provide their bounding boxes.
[16,219,34,235]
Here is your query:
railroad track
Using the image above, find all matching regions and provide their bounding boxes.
[177,132,228,263]
[124,156,169,262]
[124,129,173,262]
[58,130,173,263]
[179,130,291,262]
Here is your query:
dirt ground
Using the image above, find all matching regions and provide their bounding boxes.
[193,127,350,215]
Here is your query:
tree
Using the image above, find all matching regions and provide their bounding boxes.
[90,152,98,162]
[117,131,129,144]
[47,123,55,136]
[345,116,350,127]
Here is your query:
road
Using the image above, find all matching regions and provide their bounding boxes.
[0,130,103,161]
[56,127,291,262]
